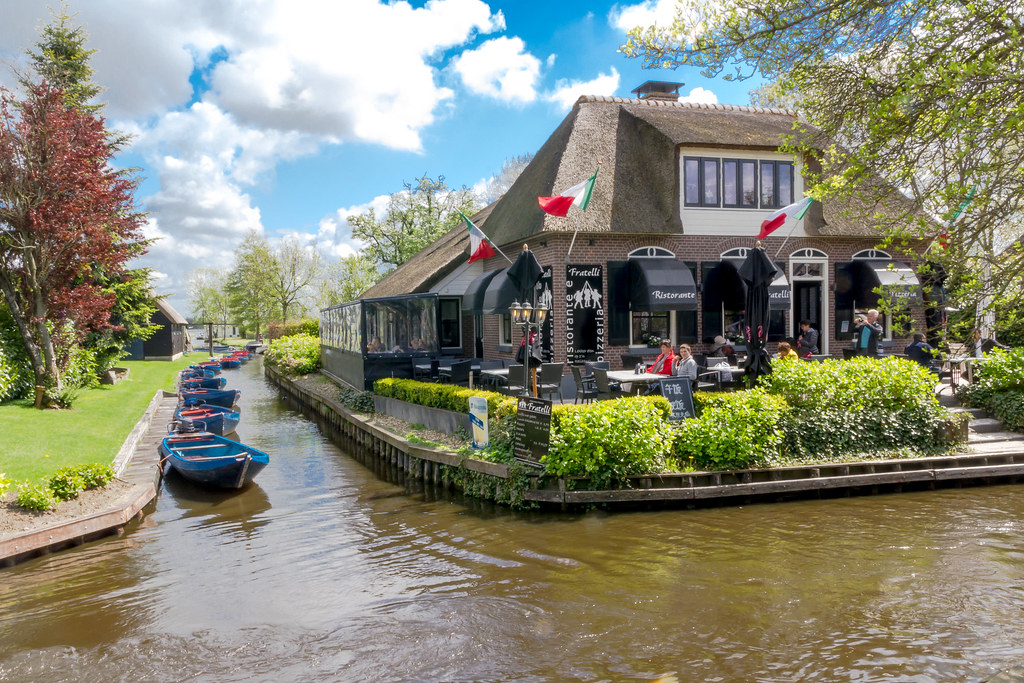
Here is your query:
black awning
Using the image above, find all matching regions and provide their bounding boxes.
[481,269,518,315]
[461,269,501,313]
[629,259,698,312]
[837,260,923,307]
[768,270,790,310]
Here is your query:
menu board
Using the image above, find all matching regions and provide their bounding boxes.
[565,265,604,364]
[512,396,551,466]
[658,378,695,421]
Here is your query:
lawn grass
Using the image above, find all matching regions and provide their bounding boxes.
[0,353,207,482]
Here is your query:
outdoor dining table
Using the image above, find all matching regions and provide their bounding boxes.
[480,368,509,389]
[606,370,667,395]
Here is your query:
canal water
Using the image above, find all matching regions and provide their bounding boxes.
[3,358,1024,681]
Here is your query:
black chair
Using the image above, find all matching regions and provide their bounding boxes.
[620,354,644,370]
[414,358,439,382]
[538,363,564,401]
[505,364,525,395]
[570,365,599,404]
[447,359,472,386]
[694,369,721,392]
[593,367,626,400]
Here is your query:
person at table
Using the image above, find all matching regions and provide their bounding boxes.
[647,339,675,376]
[673,344,698,381]
[797,320,819,357]
[777,341,799,360]
[710,335,728,355]
[973,328,1009,358]
[904,332,938,370]
[854,310,883,356]
[367,336,383,353]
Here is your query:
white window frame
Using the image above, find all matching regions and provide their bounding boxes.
[790,248,829,354]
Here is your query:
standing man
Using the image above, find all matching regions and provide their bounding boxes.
[796,320,819,357]
[973,328,1009,358]
[854,309,883,356]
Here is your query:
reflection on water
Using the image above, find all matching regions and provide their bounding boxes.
[3,357,1024,680]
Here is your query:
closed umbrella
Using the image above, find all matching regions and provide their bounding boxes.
[738,245,779,387]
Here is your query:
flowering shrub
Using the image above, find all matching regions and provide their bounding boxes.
[265,333,321,375]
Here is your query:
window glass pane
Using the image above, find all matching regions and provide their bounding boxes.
[741,161,757,207]
[631,312,670,345]
[684,158,700,205]
[761,162,775,207]
[439,298,460,348]
[778,162,793,205]
[722,160,737,205]
[500,314,512,345]
[702,159,719,205]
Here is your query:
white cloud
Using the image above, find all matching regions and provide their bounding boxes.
[546,67,621,111]
[452,36,541,104]
[609,0,680,32]
[679,86,718,105]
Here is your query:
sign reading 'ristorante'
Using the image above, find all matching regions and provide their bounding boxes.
[565,265,604,364]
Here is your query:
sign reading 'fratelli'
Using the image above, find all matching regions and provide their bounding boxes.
[565,265,604,364]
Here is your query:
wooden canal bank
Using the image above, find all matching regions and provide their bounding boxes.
[266,365,1024,509]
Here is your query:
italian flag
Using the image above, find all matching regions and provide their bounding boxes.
[461,210,496,263]
[538,168,598,217]
[758,196,814,239]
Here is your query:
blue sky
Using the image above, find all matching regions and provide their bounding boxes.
[0,0,762,316]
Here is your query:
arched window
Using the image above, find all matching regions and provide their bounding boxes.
[852,249,892,260]
[790,248,827,260]
[628,246,675,259]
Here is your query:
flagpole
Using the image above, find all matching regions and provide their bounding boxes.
[492,243,514,264]
[773,215,803,260]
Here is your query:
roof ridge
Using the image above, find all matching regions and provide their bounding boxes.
[577,94,797,117]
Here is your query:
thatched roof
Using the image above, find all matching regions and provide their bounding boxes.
[362,95,927,297]
[154,296,188,325]
[359,202,496,299]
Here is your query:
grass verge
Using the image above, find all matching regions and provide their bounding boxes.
[0,353,205,482]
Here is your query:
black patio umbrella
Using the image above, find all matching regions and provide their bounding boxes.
[507,244,543,298]
[738,245,780,387]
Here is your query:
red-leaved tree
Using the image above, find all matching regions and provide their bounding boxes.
[0,80,147,404]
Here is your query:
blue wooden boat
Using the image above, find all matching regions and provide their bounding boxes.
[219,357,242,368]
[159,433,268,489]
[180,388,239,408]
[186,365,217,378]
[173,404,240,435]
[179,376,226,390]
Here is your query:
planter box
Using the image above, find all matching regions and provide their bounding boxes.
[99,367,130,385]
[373,396,472,435]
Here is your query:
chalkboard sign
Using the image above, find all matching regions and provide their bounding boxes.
[659,377,695,421]
[513,396,551,467]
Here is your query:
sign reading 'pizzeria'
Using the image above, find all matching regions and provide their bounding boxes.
[565,265,604,364]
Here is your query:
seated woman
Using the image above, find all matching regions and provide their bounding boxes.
[674,344,698,381]
[647,339,675,375]
[366,336,383,353]
[643,339,676,395]
[777,341,799,360]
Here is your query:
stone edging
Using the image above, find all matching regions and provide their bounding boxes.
[0,483,155,567]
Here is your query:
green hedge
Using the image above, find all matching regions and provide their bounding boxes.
[673,388,789,470]
[545,395,674,488]
[265,333,321,375]
[373,378,516,418]
[759,356,950,458]
[961,348,1024,430]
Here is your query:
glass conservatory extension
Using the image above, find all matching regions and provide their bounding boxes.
[320,294,442,389]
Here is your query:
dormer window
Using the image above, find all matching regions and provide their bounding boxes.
[684,156,795,209]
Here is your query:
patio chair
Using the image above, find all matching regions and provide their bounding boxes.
[447,359,472,387]
[593,367,626,400]
[504,364,525,395]
[620,354,644,370]
[694,369,721,392]
[413,358,439,382]
[570,365,599,404]
[538,363,565,401]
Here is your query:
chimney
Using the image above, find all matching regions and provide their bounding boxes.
[630,81,685,101]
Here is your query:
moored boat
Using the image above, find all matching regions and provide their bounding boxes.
[173,404,240,435]
[180,387,240,408]
[159,432,268,489]
[219,357,242,368]
[179,375,226,390]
